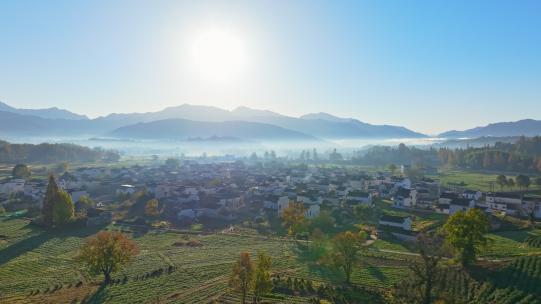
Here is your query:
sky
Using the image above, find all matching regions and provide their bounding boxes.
[0,0,540,135]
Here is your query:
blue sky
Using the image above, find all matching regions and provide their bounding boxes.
[0,0,540,134]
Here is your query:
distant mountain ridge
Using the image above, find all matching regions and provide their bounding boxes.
[110,118,319,142]
[439,119,541,138]
[0,101,424,140]
[0,101,88,120]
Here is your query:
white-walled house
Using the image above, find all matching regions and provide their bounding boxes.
[410,188,433,207]
[304,203,320,218]
[392,187,412,208]
[462,190,482,201]
[439,191,459,205]
[0,179,25,195]
[486,192,523,214]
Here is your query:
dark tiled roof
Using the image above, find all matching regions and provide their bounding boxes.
[380,214,408,223]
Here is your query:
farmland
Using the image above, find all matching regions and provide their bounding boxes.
[0,218,396,303]
[2,214,541,303]
[430,169,541,193]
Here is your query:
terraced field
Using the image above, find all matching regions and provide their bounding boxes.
[0,218,403,303]
[436,256,541,304]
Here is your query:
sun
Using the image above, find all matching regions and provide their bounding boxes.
[191,29,248,84]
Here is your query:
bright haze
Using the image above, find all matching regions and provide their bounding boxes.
[0,0,540,134]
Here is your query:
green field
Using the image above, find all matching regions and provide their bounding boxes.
[481,229,541,258]
[0,218,403,303]
[431,169,541,192]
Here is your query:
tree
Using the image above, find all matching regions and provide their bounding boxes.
[394,233,445,304]
[332,231,363,283]
[77,195,96,212]
[507,177,515,190]
[354,204,376,223]
[52,191,74,225]
[281,201,307,236]
[12,164,31,179]
[516,175,531,191]
[496,175,507,191]
[405,167,424,182]
[388,163,397,176]
[42,174,74,227]
[229,251,254,304]
[78,231,139,283]
[443,208,490,267]
[42,175,60,226]
[145,199,160,217]
[252,252,272,303]
[308,211,335,234]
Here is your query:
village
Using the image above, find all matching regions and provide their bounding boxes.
[2,160,541,241]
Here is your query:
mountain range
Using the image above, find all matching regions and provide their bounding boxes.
[438,119,541,138]
[0,101,425,141]
[1,101,540,142]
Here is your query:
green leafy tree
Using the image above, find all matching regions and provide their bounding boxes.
[77,231,139,283]
[42,174,74,226]
[516,175,531,191]
[443,209,490,267]
[496,175,507,190]
[252,252,272,303]
[308,228,328,261]
[354,204,376,223]
[507,177,515,189]
[332,231,364,283]
[52,191,74,225]
[12,164,31,179]
[42,175,60,226]
[77,195,96,211]
[229,251,254,304]
[308,211,335,234]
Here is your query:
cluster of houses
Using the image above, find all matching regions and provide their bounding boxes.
[354,171,541,220]
[2,161,541,233]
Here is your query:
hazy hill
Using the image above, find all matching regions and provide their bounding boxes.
[0,101,426,139]
[0,101,88,120]
[0,110,114,136]
[439,119,541,138]
[99,105,426,139]
[110,118,320,142]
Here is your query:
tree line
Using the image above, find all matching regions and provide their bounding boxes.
[0,140,120,163]
[355,137,541,173]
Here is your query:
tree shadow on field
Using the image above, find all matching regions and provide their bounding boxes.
[84,283,108,304]
[0,223,102,266]
[366,265,386,282]
[469,261,541,297]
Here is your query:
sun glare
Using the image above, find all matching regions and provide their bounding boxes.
[191,29,248,84]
